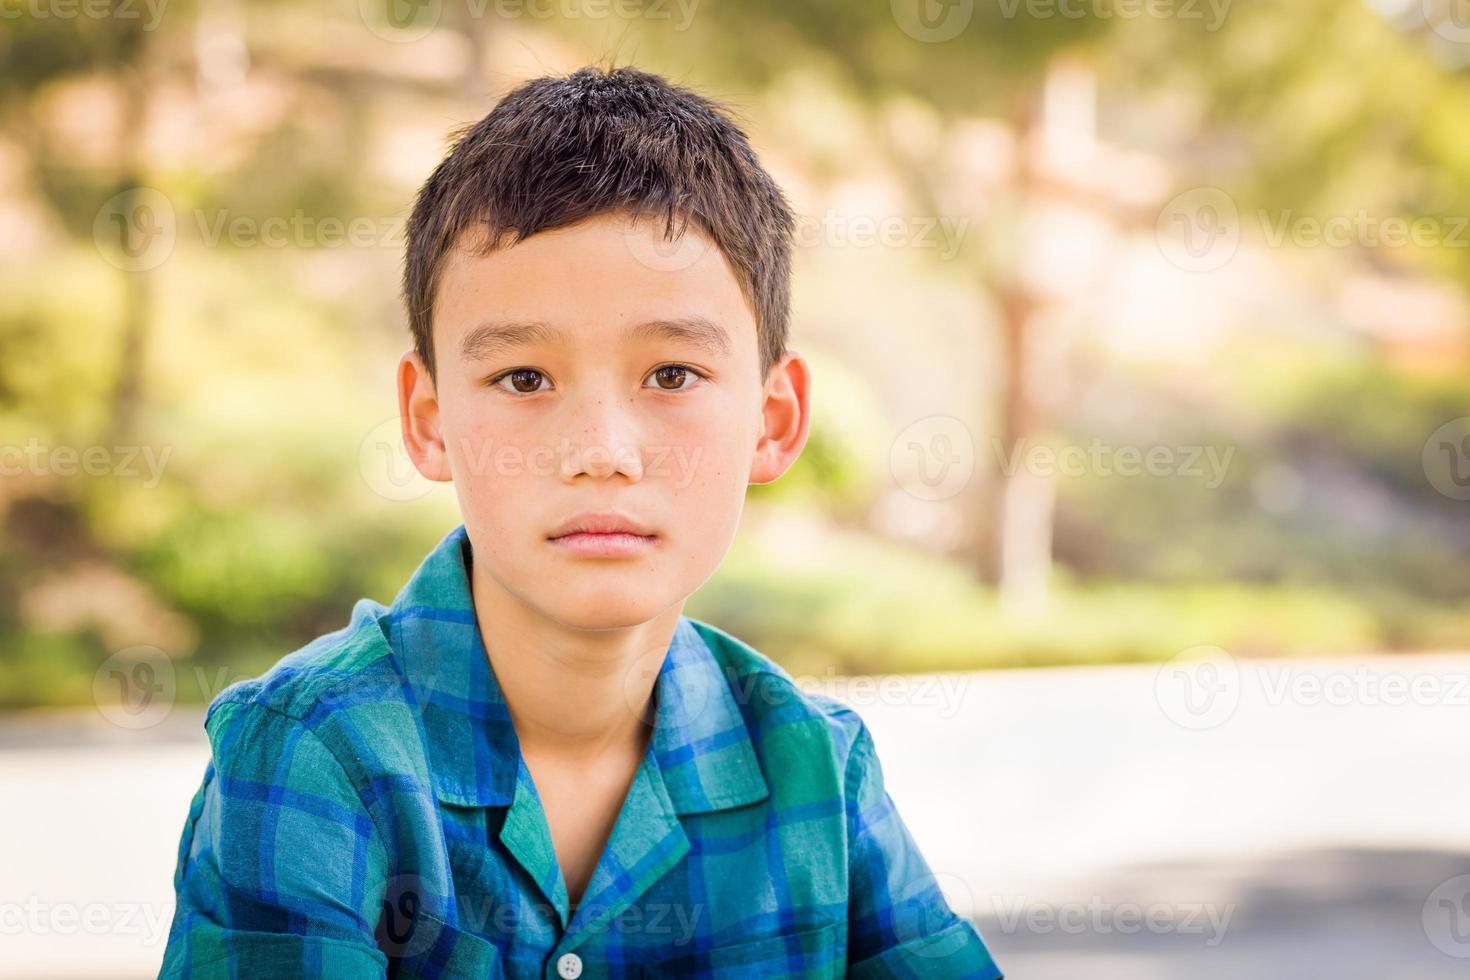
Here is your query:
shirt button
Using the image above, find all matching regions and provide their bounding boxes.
[555,952,583,979]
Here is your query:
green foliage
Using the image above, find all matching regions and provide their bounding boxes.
[690,511,1422,676]
[2,0,1468,709]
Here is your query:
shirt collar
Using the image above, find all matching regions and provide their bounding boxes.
[377,524,768,814]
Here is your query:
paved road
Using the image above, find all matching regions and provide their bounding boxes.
[4,653,1468,978]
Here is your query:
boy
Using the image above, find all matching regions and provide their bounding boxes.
[159,64,1002,979]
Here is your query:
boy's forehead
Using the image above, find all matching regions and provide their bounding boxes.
[433,211,757,353]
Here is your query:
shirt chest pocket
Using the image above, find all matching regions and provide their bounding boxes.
[640,920,846,979]
[388,912,504,980]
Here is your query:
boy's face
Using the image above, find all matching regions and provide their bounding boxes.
[399,210,809,632]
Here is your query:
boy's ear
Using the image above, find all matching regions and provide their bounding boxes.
[749,350,812,485]
[398,350,453,483]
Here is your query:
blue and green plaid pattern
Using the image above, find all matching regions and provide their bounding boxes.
[159,524,1002,978]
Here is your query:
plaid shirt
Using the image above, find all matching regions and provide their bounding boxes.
[159,524,1002,979]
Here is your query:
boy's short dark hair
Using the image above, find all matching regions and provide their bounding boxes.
[403,63,796,383]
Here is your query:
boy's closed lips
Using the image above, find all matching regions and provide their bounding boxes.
[546,509,660,558]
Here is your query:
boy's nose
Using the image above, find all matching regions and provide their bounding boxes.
[557,397,645,483]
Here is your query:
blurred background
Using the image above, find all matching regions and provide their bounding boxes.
[3,0,1470,977]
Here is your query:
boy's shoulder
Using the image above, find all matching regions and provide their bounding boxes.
[684,615,871,758]
[203,596,401,732]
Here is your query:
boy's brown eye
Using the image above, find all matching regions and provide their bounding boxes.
[504,369,544,393]
[651,365,690,390]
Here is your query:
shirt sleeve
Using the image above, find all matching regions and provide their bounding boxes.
[843,718,1004,980]
[157,699,391,978]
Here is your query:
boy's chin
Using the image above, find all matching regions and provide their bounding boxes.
[540,590,677,634]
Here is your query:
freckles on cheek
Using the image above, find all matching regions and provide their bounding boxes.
[661,432,722,494]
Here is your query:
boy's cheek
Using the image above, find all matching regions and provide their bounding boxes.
[439,420,543,482]
[650,434,730,493]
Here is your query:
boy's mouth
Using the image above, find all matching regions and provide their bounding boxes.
[546,511,658,558]
[548,531,657,558]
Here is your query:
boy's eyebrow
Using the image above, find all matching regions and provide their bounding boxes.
[459,315,732,360]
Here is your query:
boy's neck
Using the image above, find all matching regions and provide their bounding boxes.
[468,561,680,763]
